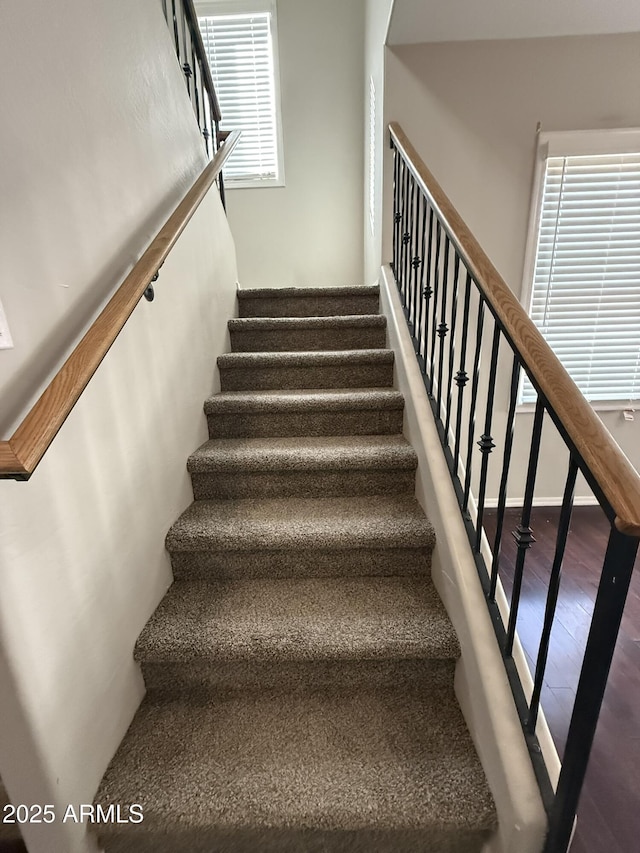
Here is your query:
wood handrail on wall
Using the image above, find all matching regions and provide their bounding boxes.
[0,129,240,481]
[389,122,640,538]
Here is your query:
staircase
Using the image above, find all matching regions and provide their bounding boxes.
[96,285,497,852]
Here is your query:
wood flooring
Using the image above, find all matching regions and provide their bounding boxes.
[484,506,640,853]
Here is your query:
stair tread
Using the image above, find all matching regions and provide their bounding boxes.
[166,494,435,552]
[238,285,380,299]
[229,314,386,330]
[97,680,496,836]
[204,387,404,414]
[218,349,393,367]
[136,577,459,663]
[188,435,417,473]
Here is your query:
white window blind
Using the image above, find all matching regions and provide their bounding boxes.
[198,9,281,185]
[523,150,640,404]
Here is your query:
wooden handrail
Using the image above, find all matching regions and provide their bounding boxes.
[389,122,640,538]
[0,130,240,481]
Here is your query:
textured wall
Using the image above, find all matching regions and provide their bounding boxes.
[0,0,208,436]
[0,2,238,851]
[363,0,394,286]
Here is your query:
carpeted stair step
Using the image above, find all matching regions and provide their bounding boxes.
[166,494,435,580]
[238,285,379,318]
[228,315,387,352]
[218,349,394,392]
[96,674,496,853]
[136,576,460,694]
[205,388,405,438]
[188,435,417,499]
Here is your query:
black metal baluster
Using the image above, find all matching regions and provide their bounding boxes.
[182,8,192,96]
[474,322,501,552]
[402,167,412,310]
[489,353,522,601]
[436,236,451,417]
[402,168,413,322]
[528,457,578,732]
[416,195,428,360]
[171,0,181,60]
[215,119,227,210]
[410,191,422,340]
[183,58,193,98]
[407,174,417,331]
[428,222,442,394]
[392,146,400,278]
[397,160,405,298]
[544,526,639,853]
[462,296,485,512]
[422,207,435,368]
[444,252,461,444]
[399,161,409,302]
[453,271,472,470]
[191,40,201,131]
[505,396,545,656]
[202,91,211,158]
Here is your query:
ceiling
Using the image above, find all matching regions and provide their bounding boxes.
[387,0,640,45]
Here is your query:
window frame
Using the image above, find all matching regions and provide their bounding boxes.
[195,0,285,189]
[519,127,640,410]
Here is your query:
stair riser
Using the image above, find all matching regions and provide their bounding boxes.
[238,295,380,318]
[169,547,431,580]
[190,468,416,500]
[100,827,491,853]
[140,658,456,697]
[230,327,386,352]
[207,408,404,438]
[219,362,393,392]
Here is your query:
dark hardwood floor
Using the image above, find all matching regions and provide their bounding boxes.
[484,506,640,853]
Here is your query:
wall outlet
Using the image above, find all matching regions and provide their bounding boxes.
[0,297,14,350]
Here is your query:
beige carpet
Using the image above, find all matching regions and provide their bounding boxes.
[96,286,496,853]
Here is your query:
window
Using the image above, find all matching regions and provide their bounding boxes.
[196,0,284,187]
[521,130,640,406]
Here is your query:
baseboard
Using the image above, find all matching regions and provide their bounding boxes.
[484,496,599,509]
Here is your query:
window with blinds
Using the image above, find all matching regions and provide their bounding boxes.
[522,133,640,405]
[197,2,283,186]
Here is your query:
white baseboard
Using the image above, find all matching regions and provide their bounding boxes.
[483,496,599,509]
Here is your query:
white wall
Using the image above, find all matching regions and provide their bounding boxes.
[225,0,366,289]
[363,0,394,286]
[0,0,215,437]
[383,33,640,500]
[0,2,238,851]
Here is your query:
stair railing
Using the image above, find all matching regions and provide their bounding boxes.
[0,130,240,482]
[160,0,228,206]
[388,122,640,853]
